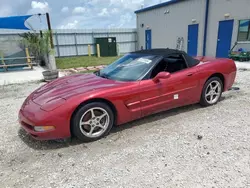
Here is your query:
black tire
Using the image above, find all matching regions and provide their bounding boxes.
[71,102,114,142]
[200,77,223,107]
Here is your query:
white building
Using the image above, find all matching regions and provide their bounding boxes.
[135,0,250,57]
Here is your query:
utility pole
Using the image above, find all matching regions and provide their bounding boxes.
[45,12,57,71]
[46,12,54,49]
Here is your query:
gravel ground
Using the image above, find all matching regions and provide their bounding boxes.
[0,70,250,188]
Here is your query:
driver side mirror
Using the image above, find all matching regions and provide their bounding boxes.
[153,72,171,82]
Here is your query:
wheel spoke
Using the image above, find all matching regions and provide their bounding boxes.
[214,92,220,96]
[98,112,108,120]
[88,126,95,135]
[95,124,105,129]
[209,94,214,102]
[90,109,96,118]
[213,83,219,90]
[205,92,211,97]
[209,83,213,91]
[80,120,90,126]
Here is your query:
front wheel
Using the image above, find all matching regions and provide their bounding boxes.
[200,77,223,106]
[72,102,114,142]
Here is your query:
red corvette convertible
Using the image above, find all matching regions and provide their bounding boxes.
[19,49,236,142]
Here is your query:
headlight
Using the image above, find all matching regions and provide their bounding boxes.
[34,126,55,132]
[40,97,66,111]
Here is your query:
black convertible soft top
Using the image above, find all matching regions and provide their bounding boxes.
[132,48,200,68]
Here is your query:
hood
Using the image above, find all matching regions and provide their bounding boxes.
[32,74,123,106]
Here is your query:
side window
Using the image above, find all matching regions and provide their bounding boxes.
[165,54,187,73]
[149,53,188,79]
[150,59,168,78]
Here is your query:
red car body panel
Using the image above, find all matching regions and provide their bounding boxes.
[19,56,236,140]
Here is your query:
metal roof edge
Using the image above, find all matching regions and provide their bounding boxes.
[135,0,184,14]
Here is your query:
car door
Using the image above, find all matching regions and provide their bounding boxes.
[139,79,162,117]
[139,67,200,117]
[139,53,200,117]
[157,65,200,111]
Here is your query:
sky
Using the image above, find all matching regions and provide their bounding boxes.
[0,0,168,30]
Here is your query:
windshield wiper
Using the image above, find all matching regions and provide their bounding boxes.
[95,71,109,79]
[99,74,110,79]
[94,70,100,75]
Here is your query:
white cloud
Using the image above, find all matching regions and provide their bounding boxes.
[59,20,79,29]
[72,7,86,14]
[61,7,69,13]
[108,23,116,29]
[109,0,144,10]
[118,13,133,27]
[31,1,48,9]
[28,1,50,14]
[98,8,109,17]
[2,0,164,29]
[111,8,118,14]
[86,0,106,6]
[0,5,12,17]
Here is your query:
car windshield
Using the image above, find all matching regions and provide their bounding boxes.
[97,54,159,81]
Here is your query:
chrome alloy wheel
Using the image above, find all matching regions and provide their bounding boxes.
[79,107,110,138]
[205,80,222,104]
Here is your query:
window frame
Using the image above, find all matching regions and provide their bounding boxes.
[141,56,164,80]
[237,19,250,42]
[99,53,162,82]
[165,53,189,69]
[145,53,189,80]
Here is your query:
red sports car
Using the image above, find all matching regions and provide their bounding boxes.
[19,49,236,142]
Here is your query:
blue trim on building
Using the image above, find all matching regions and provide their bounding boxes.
[203,0,210,56]
[135,0,184,14]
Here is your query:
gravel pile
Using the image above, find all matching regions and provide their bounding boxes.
[0,71,250,188]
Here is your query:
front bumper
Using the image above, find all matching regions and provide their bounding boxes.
[19,100,71,140]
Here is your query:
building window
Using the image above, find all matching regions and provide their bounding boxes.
[237,19,250,41]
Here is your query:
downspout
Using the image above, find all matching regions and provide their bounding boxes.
[203,0,210,56]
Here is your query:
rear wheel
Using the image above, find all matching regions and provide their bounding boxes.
[200,77,223,106]
[72,102,114,142]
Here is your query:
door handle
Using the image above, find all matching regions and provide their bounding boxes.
[187,72,193,76]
